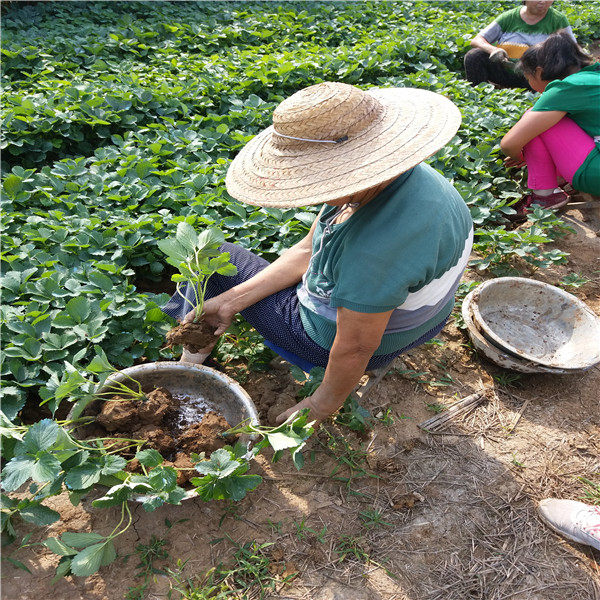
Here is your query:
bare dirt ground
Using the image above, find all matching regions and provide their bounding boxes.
[3,206,599,600]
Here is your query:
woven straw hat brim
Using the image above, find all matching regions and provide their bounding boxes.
[225,87,461,208]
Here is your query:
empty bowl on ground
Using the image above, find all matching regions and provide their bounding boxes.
[468,277,600,371]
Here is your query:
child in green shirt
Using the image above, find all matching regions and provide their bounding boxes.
[500,32,599,220]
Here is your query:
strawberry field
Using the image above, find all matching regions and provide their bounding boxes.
[2,2,600,599]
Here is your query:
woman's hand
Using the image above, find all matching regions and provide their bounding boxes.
[275,395,333,429]
[182,295,236,336]
[489,47,509,63]
[275,307,393,428]
[504,154,525,169]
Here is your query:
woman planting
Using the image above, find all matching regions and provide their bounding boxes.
[500,32,599,220]
[162,82,473,426]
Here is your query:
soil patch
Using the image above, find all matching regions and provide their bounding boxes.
[86,388,233,473]
[166,320,218,353]
[177,411,232,454]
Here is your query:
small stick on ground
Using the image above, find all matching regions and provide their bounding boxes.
[419,389,490,432]
[506,398,531,435]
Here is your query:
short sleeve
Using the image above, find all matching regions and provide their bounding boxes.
[532,80,586,114]
[480,20,501,44]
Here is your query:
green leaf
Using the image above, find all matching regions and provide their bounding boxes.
[0,386,26,421]
[65,297,91,323]
[101,455,127,475]
[157,238,188,263]
[148,466,177,492]
[51,557,73,583]
[135,448,163,468]
[215,263,237,276]
[44,537,78,557]
[70,540,116,576]
[65,463,103,490]
[265,430,305,452]
[1,456,34,491]
[88,271,113,292]
[4,556,31,573]
[196,228,225,253]
[61,531,105,548]
[31,453,62,483]
[21,338,42,361]
[175,221,199,252]
[224,474,262,501]
[22,419,60,453]
[19,503,60,527]
[195,448,240,478]
[86,353,114,374]
[3,174,23,199]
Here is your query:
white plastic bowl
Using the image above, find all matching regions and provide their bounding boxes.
[469,278,600,370]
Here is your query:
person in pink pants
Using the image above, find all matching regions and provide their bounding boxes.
[501,33,599,221]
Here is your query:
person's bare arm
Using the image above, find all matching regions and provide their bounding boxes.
[500,110,566,160]
[276,306,394,426]
[470,33,500,55]
[185,213,320,333]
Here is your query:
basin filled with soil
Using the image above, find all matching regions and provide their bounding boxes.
[70,362,259,488]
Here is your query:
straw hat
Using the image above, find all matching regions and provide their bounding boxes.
[225,82,461,208]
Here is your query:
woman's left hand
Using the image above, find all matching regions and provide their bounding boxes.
[275,396,333,429]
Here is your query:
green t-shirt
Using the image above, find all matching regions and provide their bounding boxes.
[532,63,600,194]
[297,164,474,355]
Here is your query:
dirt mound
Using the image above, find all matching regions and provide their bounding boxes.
[90,388,232,480]
[178,411,233,454]
[166,320,217,353]
[164,453,196,485]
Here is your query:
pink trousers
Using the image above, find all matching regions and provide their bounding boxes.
[524,116,595,190]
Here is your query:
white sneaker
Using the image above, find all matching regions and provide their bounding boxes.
[538,499,600,551]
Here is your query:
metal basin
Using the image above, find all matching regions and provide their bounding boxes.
[69,362,259,439]
[469,278,600,370]
[92,361,260,429]
[462,291,570,374]
[69,362,259,502]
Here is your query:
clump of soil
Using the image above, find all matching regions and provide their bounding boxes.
[97,387,174,432]
[164,453,196,485]
[166,320,217,353]
[89,388,235,486]
[178,411,232,454]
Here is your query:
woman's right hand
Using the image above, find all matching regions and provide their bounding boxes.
[489,47,509,63]
[504,154,525,169]
[181,295,236,335]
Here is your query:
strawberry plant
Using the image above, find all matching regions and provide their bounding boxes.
[158,223,237,323]
[1,404,314,579]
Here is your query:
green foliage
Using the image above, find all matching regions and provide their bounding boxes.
[559,273,591,289]
[2,0,598,582]
[579,477,600,506]
[158,223,236,319]
[125,533,170,600]
[334,395,374,432]
[191,446,262,502]
[224,408,315,471]
[2,0,596,409]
